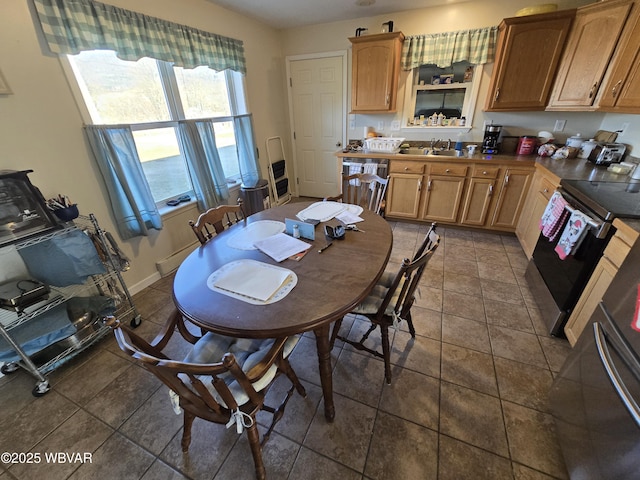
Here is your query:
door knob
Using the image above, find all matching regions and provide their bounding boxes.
[336,142,342,147]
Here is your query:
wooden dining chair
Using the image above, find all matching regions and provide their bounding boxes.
[330,225,440,383]
[189,199,246,245]
[107,310,306,480]
[325,173,389,215]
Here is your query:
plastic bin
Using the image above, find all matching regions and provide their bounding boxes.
[240,179,270,215]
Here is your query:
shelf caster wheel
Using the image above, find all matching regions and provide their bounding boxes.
[130,315,142,328]
[1,362,19,375]
[32,381,51,397]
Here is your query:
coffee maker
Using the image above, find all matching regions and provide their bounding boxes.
[482,124,502,154]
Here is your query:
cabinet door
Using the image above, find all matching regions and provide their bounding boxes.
[460,178,495,226]
[564,256,617,346]
[598,8,640,111]
[422,176,466,223]
[350,33,403,113]
[547,0,632,109]
[386,173,422,218]
[516,173,558,258]
[485,11,574,111]
[490,168,533,230]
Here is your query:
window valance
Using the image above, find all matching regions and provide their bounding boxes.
[401,26,498,70]
[33,0,246,74]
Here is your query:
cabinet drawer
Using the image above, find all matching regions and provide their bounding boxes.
[389,161,425,174]
[471,166,500,179]
[430,164,468,176]
[539,178,556,200]
[604,234,632,268]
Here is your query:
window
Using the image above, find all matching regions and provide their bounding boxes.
[402,61,482,130]
[66,50,248,203]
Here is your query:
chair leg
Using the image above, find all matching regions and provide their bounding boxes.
[405,312,416,338]
[380,324,392,384]
[279,357,307,398]
[247,421,267,480]
[329,318,343,349]
[181,411,196,452]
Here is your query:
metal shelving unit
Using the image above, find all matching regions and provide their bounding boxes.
[0,214,141,396]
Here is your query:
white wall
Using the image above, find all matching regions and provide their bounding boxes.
[0,0,288,293]
[280,0,639,151]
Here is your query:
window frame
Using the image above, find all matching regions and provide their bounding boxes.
[60,53,249,208]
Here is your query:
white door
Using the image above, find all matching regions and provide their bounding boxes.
[289,55,344,198]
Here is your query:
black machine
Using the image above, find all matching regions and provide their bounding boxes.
[481,124,502,154]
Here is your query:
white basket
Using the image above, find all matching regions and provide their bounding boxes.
[363,137,405,154]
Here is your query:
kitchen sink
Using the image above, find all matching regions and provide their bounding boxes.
[399,148,462,157]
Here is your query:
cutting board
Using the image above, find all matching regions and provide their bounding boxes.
[594,130,618,143]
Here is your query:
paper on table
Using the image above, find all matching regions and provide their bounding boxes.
[253,232,311,262]
[336,211,364,224]
[213,260,292,302]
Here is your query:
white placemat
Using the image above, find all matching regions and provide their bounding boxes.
[296,202,347,222]
[226,220,286,250]
[207,259,297,305]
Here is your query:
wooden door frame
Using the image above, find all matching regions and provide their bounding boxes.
[285,51,348,197]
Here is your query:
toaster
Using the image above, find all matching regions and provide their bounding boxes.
[588,143,627,165]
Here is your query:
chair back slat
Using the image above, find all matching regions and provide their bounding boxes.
[328,173,389,215]
[189,200,246,245]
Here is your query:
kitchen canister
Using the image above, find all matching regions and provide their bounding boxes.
[579,138,598,159]
[517,136,537,155]
[566,134,584,149]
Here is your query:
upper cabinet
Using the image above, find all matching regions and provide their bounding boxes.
[547,0,633,111]
[597,4,640,111]
[349,32,404,113]
[485,10,574,112]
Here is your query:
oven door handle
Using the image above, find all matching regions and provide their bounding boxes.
[559,193,609,239]
[593,320,640,427]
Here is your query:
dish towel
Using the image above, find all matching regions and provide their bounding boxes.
[540,191,570,241]
[554,210,592,260]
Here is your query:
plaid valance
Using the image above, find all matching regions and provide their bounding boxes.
[34,0,246,74]
[401,26,499,70]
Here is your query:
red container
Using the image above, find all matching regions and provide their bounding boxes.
[517,136,537,155]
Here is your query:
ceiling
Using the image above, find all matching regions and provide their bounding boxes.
[207,0,467,30]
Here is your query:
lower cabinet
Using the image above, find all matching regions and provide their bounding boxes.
[515,167,561,258]
[385,158,533,232]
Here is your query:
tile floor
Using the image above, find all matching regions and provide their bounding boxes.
[0,220,573,480]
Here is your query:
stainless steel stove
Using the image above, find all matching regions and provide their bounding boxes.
[561,179,640,221]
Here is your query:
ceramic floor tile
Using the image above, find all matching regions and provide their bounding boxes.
[413,285,443,311]
[488,325,548,369]
[502,401,569,479]
[443,256,479,277]
[477,262,518,285]
[442,290,486,322]
[538,336,573,373]
[401,305,442,341]
[475,247,511,266]
[444,271,482,297]
[441,313,492,354]
[391,330,441,379]
[441,342,498,396]
[303,393,376,472]
[438,434,513,480]
[288,447,361,480]
[484,298,535,333]
[494,357,554,412]
[332,348,385,407]
[141,460,189,480]
[365,411,439,480]
[512,463,560,480]
[439,382,509,457]
[378,367,440,430]
[482,280,526,306]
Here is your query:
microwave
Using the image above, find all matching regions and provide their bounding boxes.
[0,170,60,248]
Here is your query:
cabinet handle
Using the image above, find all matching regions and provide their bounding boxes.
[482,171,488,175]
[488,184,493,196]
[589,82,598,99]
[543,188,548,193]
[386,92,390,105]
[494,88,500,102]
[404,167,409,171]
[445,168,451,173]
[427,180,432,191]
[504,174,510,186]
[418,180,422,191]
[611,80,623,99]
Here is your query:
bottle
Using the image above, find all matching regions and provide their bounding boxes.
[455,132,464,156]
[293,224,300,239]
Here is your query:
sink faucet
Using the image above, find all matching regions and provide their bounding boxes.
[446,139,451,150]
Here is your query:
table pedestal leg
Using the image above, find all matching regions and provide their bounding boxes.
[314,324,335,422]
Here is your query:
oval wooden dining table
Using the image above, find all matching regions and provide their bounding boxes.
[173,201,393,421]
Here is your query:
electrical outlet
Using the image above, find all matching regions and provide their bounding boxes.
[390,120,401,131]
[619,122,630,137]
[377,121,384,132]
[553,120,566,132]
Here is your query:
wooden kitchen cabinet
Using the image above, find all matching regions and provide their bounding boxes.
[485,10,574,112]
[386,160,424,218]
[547,0,633,110]
[460,166,500,226]
[515,167,560,259]
[422,163,468,223]
[349,32,404,113]
[490,167,533,230]
[564,219,639,345]
[598,5,640,112]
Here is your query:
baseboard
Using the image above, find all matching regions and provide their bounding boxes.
[156,242,199,277]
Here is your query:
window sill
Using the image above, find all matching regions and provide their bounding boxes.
[159,200,197,218]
